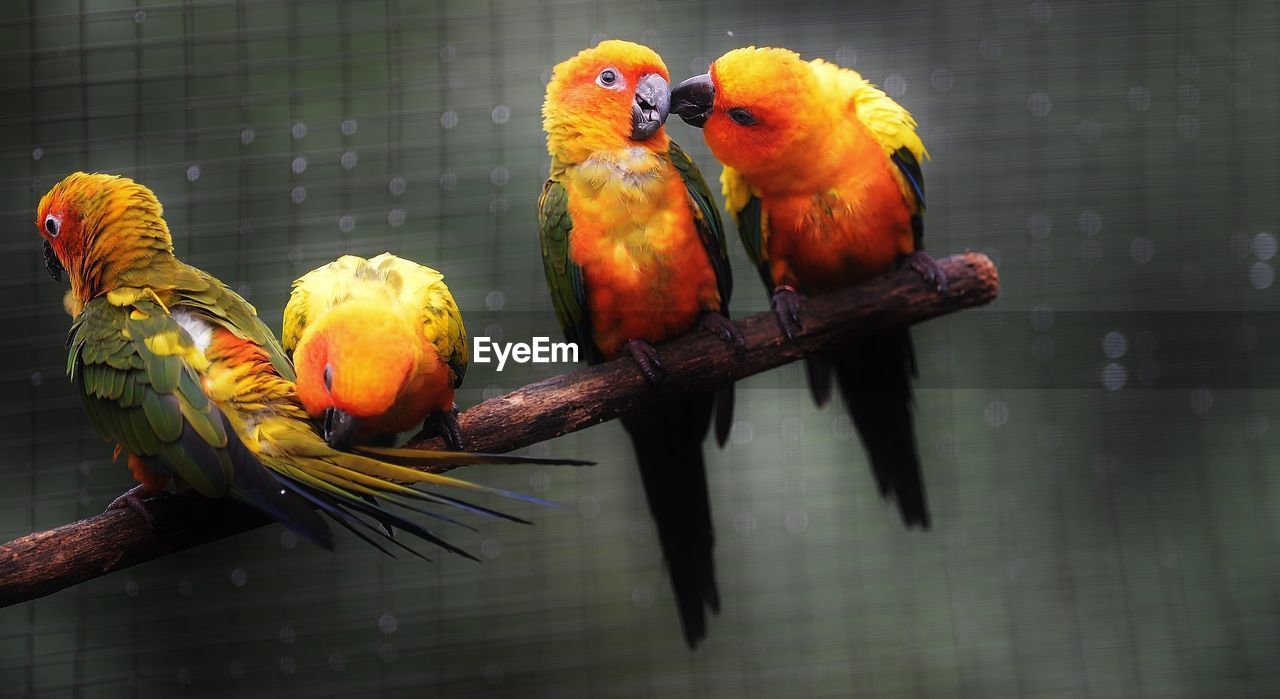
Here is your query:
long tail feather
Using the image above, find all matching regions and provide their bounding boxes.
[214,424,335,550]
[330,509,432,562]
[622,392,720,649]
[360,493,394,537]
[831,327,930,528]
[354,446,594,468]
[283,470,475,560]
[276,445,569,512]
[276,459,527,534]
[279,458,523,526]
[331,491,481,562]
[280,477,431,561]
[255,421,573,556]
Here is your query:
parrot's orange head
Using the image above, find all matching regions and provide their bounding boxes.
[293,300,418,448]
[36,172,172,308]
[543,40,672,164]
[672,47,822,175]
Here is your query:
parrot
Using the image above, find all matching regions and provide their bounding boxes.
[282,253,469,451]
[539,40,744,648]
[36,171,588,558]
[672,47,943,528]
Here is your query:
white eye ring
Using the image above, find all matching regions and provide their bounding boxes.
[44,214,60,237]
[596,67,623,89]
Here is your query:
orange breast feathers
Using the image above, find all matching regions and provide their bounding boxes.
[762,123,917,294]
[566,164,721,359]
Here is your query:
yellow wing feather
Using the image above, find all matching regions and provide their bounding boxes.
[809,58,928,163]
[720,166,754,220]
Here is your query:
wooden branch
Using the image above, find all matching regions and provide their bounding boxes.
[0,253,998,607]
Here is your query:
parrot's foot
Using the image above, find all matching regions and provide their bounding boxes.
[432,408,467,451]
[106,485,165,530]
[623,339,665,385]
[411,406,466,450]
[906,251,949,293]
[700,312,747,355]
[771,286,806,342]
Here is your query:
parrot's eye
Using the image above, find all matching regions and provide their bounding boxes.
[728,108,757,126]
[596,67,620,88]
[323,364,333,392]
[43,215,60,238]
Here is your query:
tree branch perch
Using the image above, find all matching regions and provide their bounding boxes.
[0,252,998,608]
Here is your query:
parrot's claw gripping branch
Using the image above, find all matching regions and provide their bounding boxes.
[105,485,164,531]
[770,286,807,342]
[416,409,467,451]
[623,339,666,385]
[907,251,949,294]
[700,312,748,356]
[0,253,997,608]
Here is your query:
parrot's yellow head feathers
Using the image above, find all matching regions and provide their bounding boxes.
[542,40,672,165]
[672,47,824,176]
[36,172,174,312]
[293,300,418,427]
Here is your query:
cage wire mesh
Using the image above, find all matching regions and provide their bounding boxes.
[1,0,1279,697]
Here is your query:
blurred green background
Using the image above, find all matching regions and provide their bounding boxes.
[1,0,1278,696]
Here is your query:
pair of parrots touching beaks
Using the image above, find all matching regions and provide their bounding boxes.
[35,39,941,649]
[538,41,943,648]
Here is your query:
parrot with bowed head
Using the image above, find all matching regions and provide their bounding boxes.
[283,253,469,451]
[37,172,586,558]
[539,40,743,648]
[673,47,943,528]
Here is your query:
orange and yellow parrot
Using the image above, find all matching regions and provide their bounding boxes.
[540,40,743,648]
[37,172,585,557]
[673,47,942,528]
[282,253,468,451]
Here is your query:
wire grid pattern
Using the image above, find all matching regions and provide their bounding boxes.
[1,0,1278,696]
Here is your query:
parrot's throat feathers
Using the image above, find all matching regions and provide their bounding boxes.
[545,108,670,171]
[576,148,666,199]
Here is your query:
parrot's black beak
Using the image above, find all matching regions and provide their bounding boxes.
[671,73,714,128]
[42,240,63,282]
[323,407,359,450]
[630,73,670,141]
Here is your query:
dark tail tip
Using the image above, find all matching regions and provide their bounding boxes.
[805,355,833,407]
[713,384,735,448]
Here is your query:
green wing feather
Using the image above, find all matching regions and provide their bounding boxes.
[69,298,233,499]
[442,301,468,388]
[670,140,734,312]
[737,196,772,289]
[537,178,600,363]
